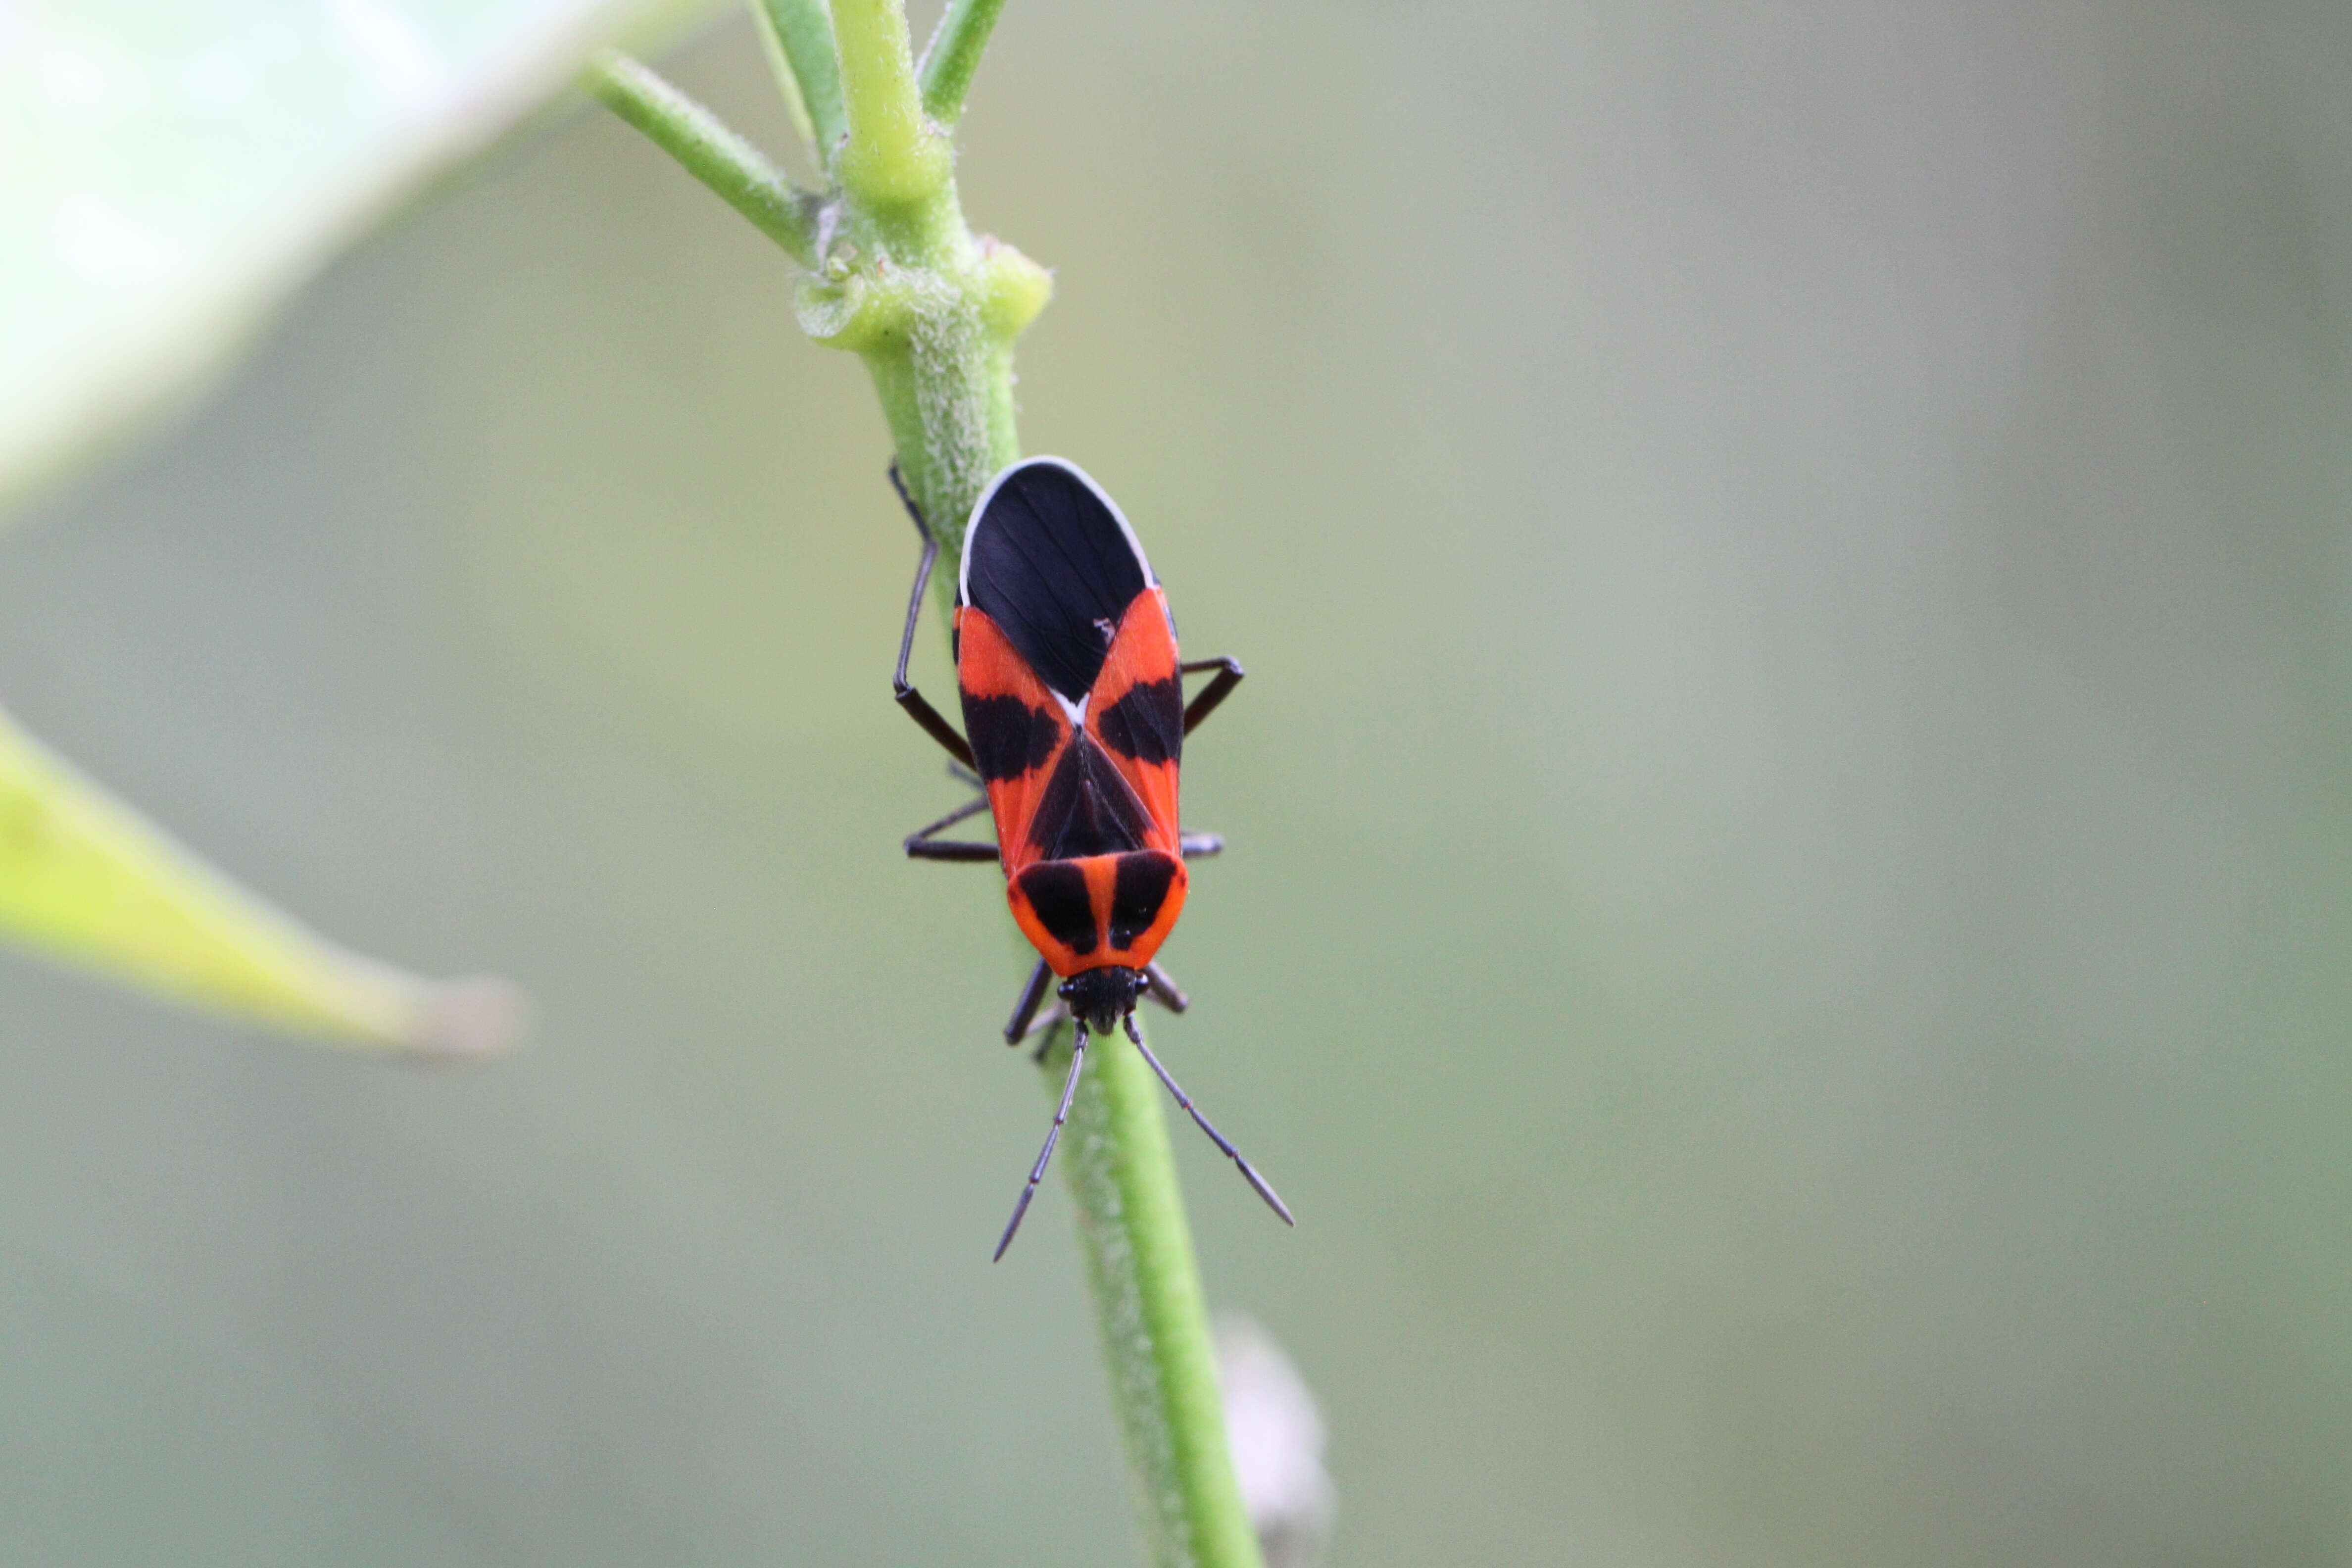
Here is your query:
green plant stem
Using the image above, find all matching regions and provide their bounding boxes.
[917,0,1008,129]
[1053,1024,1266,1568]
[750,0,848,169]
[584,53,818,266]
[830,0,956,255]
[748,0,821,160]
[783,0,1039,551]
[597,9,1262,1565]
[850,309,1020,568]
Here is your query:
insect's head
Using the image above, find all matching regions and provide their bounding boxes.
[1059,967,1145,1035]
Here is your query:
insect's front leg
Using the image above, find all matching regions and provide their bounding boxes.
[1002,958,1070,1051]
[1142,962,1190,1013]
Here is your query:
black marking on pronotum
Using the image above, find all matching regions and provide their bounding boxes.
[1096,675,1183,766]
[1027,736,1151,860]
[960,458,1156,701]
[962,693,1061,782]
[1109,852,1178,949]
[1016,862,1097,955]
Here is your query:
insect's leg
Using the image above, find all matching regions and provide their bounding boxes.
[890,463,977,770]
[1020,1005,1073,1061]
[903,790,999,862]
[1142,962,1190,1014]
[1122,1014,1294,1227]
[1003,959,1056,1044]
[994,1024,1090,1261]
[1019,1004,1072,1058]
[1179,657,1244,737]
[1178,832,1224,859]
[1021,1006,1077,1067]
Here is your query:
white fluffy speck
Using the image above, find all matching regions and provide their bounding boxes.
[1217,1314,1337,1568]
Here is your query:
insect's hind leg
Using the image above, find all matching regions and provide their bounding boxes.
[1179,657,1245,736]
[889,463,977,770]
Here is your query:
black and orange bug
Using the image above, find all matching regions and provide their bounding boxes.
[887,456,1293,1259]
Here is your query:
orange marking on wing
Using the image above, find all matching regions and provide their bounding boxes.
[1088,587,1182,703]
[956,606,1058,703]
[1085,588,1182,856]
[957,606,1071,881]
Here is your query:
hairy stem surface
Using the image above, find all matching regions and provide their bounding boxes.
[750,0,847,166]
[1054,1025,1265,1568]
[585,53,817,264]
[918,0,1008,128]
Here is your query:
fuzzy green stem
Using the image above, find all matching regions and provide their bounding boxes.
[851,296,1019,561]
[830,0,957,258]
[751,0,848,169]
[1052,1025,1266,1568]
[747,0,819,159]
[786,2,1042,536]
[584,53,818,266]
[917,0,1008,129]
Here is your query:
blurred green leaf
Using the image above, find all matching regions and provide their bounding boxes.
[0,701,523,1053]
[0,0,640,1043]
[0,0,705,514]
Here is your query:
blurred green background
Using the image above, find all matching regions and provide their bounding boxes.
[10,2,2352,1563]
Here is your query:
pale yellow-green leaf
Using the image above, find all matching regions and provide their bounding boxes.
[0,703,523,1056]
[0,0,712,515]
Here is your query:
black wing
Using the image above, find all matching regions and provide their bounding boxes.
[961,458,1152,702]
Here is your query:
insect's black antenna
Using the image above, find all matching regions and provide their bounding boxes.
[1122,1013,1295,1226]
[994,1023,1090,1261]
